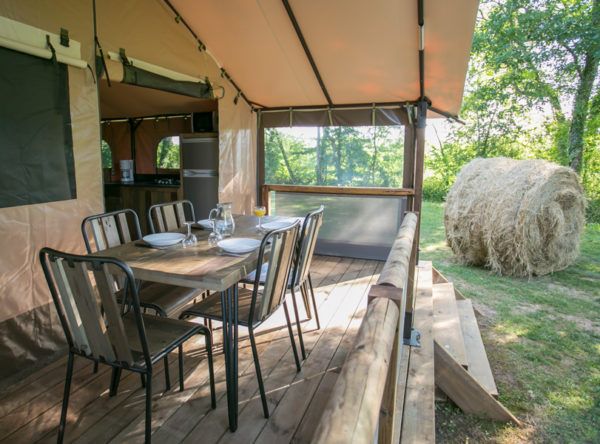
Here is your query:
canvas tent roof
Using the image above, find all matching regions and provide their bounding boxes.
[168,0,479,117]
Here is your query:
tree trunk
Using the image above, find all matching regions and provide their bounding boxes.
[275,132,297,183]
[316,127,324,185]
[567,0,599,172]
[331,128,344,185]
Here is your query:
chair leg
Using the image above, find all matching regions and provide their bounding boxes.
[93,360,99,374]
[248,328,269,418]
[307,274,321,330]
[300,282,312,319]
[58,352,75,444]
[164,355,171,391]
[140,374,146,388]
[205,333,217,408]
[109,367,122,397]
[144,373,152,444]
[178,345,184,392]
[283,301,302,372]
[290,287,307,360]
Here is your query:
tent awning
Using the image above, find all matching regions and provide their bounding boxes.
[169,0,479,117]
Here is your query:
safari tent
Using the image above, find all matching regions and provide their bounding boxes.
[0,1,499,443]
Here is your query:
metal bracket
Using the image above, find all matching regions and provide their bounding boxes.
[403,328,421,347]
[60,28,70,47]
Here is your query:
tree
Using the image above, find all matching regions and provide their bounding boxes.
[472,0,599,172]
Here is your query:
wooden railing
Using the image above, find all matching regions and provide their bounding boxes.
[261,184,415,214]
[313,212,418,444]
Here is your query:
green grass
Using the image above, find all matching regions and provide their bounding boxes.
[420,201,600,444]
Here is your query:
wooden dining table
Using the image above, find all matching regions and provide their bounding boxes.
[91,214,287,432]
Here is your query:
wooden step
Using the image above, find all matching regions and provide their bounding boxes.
[401,261,435,443]
[432,283,469,369]
[456,299,499,397]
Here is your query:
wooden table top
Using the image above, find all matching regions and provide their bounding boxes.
[92,215,285,292]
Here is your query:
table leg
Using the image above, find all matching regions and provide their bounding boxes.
[221,285,239,432]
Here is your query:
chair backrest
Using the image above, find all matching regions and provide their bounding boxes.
[249,221,300,324]
[292,206,324,286]
[39,248,151,368]
[82,209,142,253]
[148,200,195,233]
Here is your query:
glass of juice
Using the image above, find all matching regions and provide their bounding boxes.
[254,205,266,232]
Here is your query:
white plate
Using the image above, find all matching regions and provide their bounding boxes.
[196,219,213,230]
[258,218,300,231]
[218,238,261,254]
[142,233,186,247]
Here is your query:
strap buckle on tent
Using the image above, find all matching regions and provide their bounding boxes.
[46,35,57,64]
[119,48,132,66]
[60,28,70,47]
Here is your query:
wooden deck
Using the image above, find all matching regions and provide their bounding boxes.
[0,256,393,443]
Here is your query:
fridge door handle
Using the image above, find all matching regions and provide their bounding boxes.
[183,169,218,178]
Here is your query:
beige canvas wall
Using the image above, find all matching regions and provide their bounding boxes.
[0,0,257,381]
[0,0,103,378]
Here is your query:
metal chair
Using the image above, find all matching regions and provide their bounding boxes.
[148,200,195,234]
[39,248,216,444]
[244,206,324,359]
[82,209,207,389]
[181,221,302,419]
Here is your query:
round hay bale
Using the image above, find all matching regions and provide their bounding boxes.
[444,157,586,277]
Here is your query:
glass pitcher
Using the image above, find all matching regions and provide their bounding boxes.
[209,202,235,237]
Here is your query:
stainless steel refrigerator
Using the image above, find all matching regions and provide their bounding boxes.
[181,133,219,220]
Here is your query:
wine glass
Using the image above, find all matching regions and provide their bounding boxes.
[182,222,197,248]
[208,216,223,247]
[254,205,266,232]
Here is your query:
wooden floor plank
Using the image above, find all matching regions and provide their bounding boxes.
[253,260,380,444]
[432,283,468,368]
[401,261,435,444]
[147,257,352,444]
[181,258,362,444]
[456,299,498,397]
[291,261,384,443]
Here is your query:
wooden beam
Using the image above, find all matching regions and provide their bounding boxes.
[262,184,415,197]
[434,341,520,425]
[312,298,400,444]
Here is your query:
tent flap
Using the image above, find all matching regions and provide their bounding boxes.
[121,64,213,99]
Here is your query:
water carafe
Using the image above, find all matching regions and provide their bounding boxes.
[209,202,235,237]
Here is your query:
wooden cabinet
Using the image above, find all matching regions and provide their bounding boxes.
[104,183,182,234]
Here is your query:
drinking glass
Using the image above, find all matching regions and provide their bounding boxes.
[208,216,223,247]
[254,205,266,231]
[182,222,197,248]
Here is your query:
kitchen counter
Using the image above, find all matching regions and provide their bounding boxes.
[104,181,180,189]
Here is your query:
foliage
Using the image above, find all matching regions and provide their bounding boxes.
[101,139,112,169]
[425,0,600,222]
[264,126,403,187]
[421,201,600,443]
[156,136,180,169]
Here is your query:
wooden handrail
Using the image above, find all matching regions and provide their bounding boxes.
[313,212,418,444]
[378,212,418,288]
[261,184,414,212]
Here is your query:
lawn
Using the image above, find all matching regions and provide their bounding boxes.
[419,201,600,444]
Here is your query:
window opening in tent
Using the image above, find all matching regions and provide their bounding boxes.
[156,136,181,170]
[101,139,113,169]
[263,126,404,187]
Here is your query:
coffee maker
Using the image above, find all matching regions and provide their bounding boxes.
[119,159,134,183]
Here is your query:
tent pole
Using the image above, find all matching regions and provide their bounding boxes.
[281,0,333,106]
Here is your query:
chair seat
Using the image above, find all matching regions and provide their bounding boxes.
[118,282,203,317]
[122,313,209,365]
[242,263,295,288]
[182,287,257,327]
